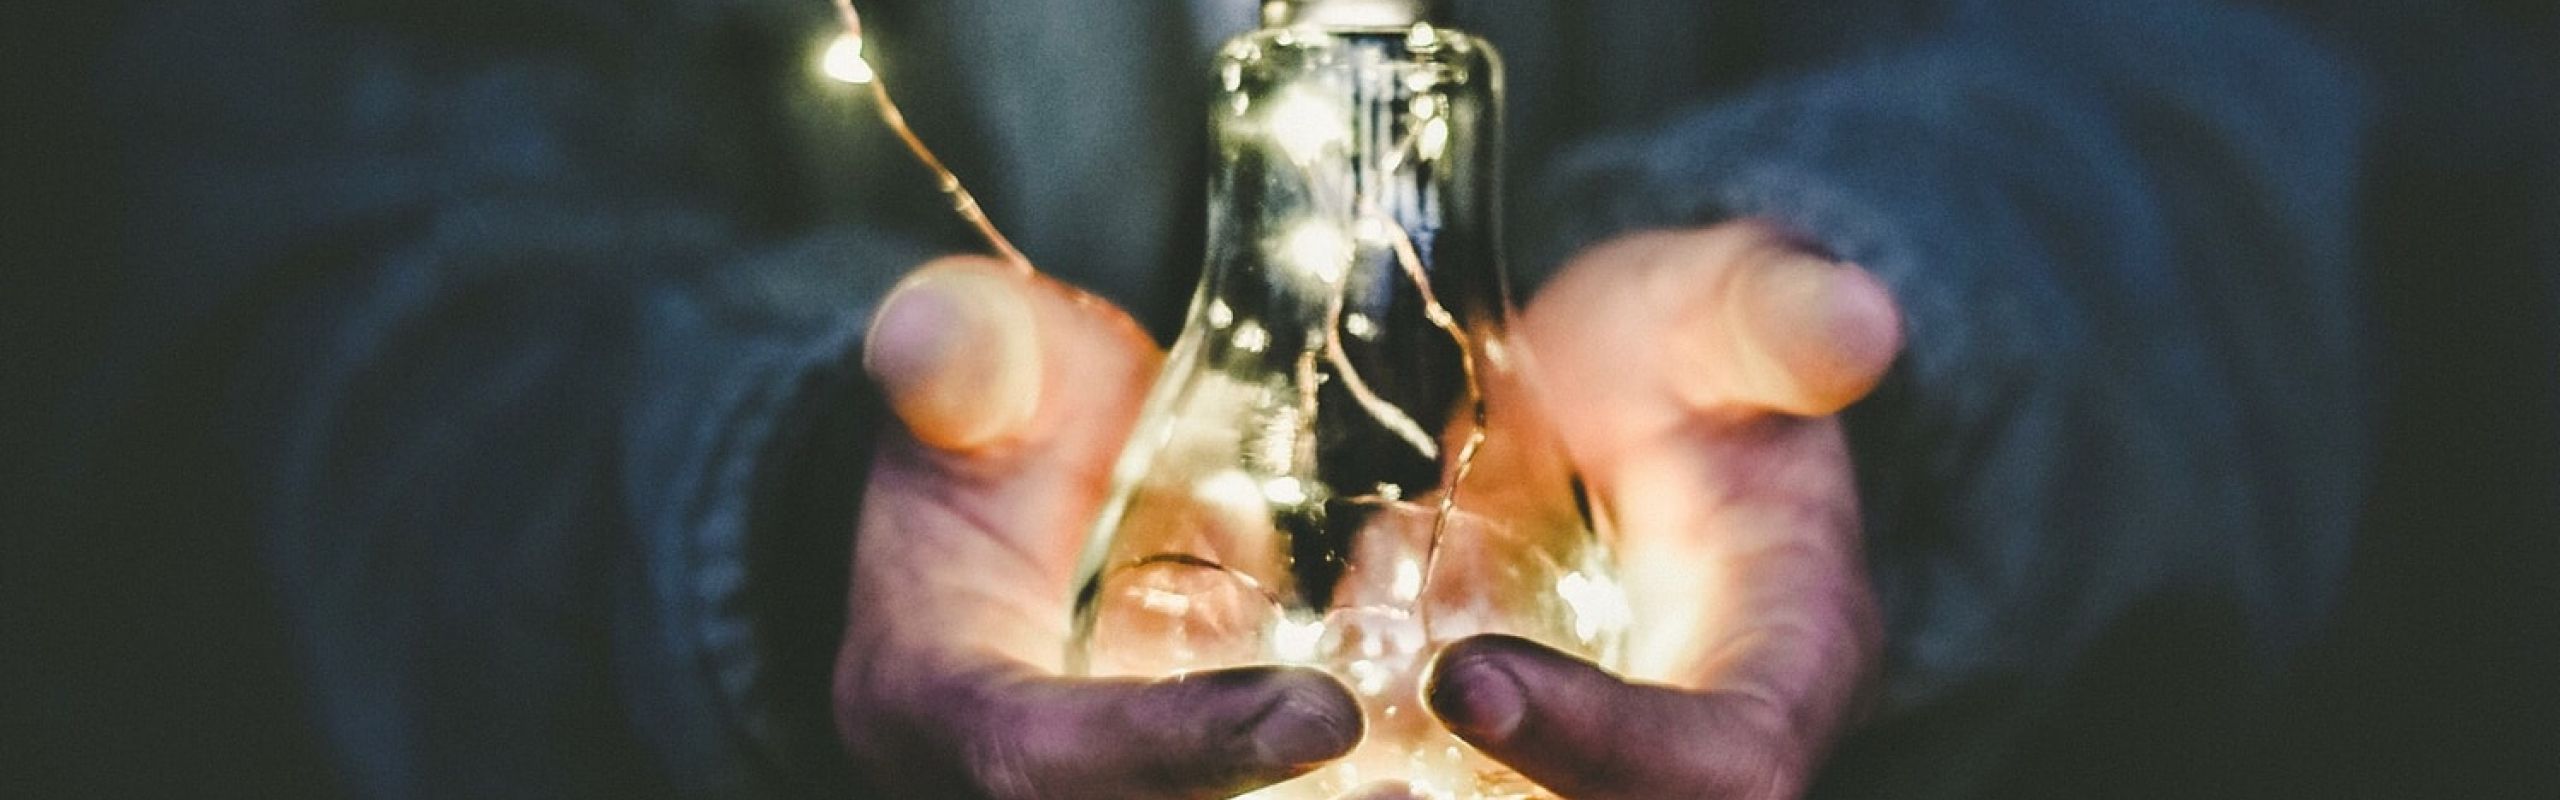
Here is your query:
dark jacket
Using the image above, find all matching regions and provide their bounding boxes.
[20,0,2557,797]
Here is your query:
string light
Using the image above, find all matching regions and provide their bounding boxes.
[821,5,1625,795]
[828,0,1030,271]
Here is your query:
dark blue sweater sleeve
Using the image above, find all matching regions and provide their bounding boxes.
[241,211,922,800]
[1531,1,2373,791]
[94,1,940,796]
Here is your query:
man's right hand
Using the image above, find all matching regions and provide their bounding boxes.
[831,256,1363,800]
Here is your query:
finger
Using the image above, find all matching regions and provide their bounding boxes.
[1427,635,1803,800]
[864,254,1161,453]
[859,661,1362,800]
[1710,246,1902,416]
[1335,782,1426,800]
[1528,223,1902,422]
[851,256,1164,665]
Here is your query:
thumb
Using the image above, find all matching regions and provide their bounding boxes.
[929,664,1364,800]
[1529,224,1903,424]
[1702,245,1902,417]
[1426,635,1802,800]
[863,255,1053,451]
[846,253,1163,665]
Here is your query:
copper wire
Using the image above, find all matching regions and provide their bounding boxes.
[832,0,1033,273]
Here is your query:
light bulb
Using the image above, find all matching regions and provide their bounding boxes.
[1070,14,1626,800]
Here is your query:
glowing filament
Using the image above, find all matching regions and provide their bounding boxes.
[1346,658,1394,697]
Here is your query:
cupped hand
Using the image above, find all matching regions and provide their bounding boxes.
[832,256,1363,800]
[1425,220,1903,799]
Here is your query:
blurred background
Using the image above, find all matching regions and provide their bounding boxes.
[8,0,2558,798]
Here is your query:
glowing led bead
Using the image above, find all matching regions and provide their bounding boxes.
[1344,312,1378,339]
[1347,658,1394,696]
[1194,470,1265,512]
[1271,615,1326,664]
[1354,215,1395,244]
[1261,476,1310,506]
[1404,68,1440,93]
[1266,87,1350,164]
[1280,222,1354,285]
[1480,334,1514,368]
[1557,570,1636,644]
[1232,320,1271,353]
[1406,22,1442,51]
[1416,116,1450,163]
[1391,558,1424,602]
[820,33,875,84]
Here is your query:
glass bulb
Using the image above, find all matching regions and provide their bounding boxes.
[1071,20,1625,800]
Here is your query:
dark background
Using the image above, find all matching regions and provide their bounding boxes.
[8,1,2558,798]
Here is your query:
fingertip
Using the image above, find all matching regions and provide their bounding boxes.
[1245,668,1364,767]
[1821,262,1906,400]
[1730,255,1904,416]
[863,256,1042,451]
[1425,636,1539,743]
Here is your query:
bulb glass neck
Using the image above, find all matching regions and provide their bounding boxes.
[1261,0,1437,28]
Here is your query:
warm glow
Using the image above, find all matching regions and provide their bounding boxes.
[1271,615,1325,664]
[1557,570,1635,644]
[1261,476,1311,506]
[1391,558,1424,602]
[1346,658,1394,697]
[820,33,875,84]
[1195,470,1265,512]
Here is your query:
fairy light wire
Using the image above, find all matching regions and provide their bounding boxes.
[836,0,1496,655]
[831,0,1032,273]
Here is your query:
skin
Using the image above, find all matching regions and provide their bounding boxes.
[833,219,1904,799]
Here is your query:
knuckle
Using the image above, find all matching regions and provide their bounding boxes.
[965,733,1045,800]
[1703,693,1812,800]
